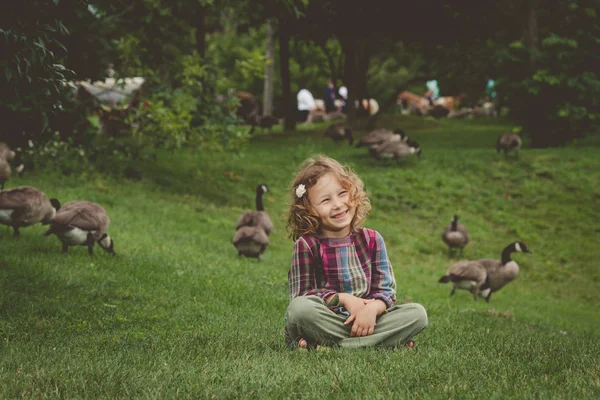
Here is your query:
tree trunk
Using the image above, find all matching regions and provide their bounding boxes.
[344,40,371,120]
[279,27,296,131]
[525,0,540,70]
[341,39,356,128]
[195,4,206,58]
[318,41,338,86]
[262,21,274,116]
[356,42,370,100]
[525,0,544,147]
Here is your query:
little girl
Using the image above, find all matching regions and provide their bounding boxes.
[285,155,427,349]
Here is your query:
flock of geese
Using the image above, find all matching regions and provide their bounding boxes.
[439,215,532,302]
[233,126,529,302]
[0,143,115,255]
[325,122,522,160]
[2,126,527,301]
[325,124,423,162]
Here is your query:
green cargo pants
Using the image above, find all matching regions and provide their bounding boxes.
[285,295,428,349]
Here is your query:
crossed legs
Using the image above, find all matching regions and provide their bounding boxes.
[285,295,428,349]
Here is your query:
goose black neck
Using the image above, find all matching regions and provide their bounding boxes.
[256,188,264,211]
[451,219,458,231]
[501,245,513,265]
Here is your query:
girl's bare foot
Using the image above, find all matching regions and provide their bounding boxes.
[298,338,308,349]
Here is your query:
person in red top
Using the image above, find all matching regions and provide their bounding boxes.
[285,155,428,349]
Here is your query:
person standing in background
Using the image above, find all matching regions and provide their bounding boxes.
[324,80,337,113]
[297,82,317,122]
[424,79,440,106]
[338,84,348,113]
[485,77,497,101]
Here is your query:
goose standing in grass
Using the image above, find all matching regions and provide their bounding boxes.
[355,129,407,149]
[0,186,60,236]
[258,115,280,133]
[324,123,353,146]
[0,143,15,160]
[0,143,23,189]
[370,139,421,163]
[441,215,469,257]
[232,184,272,260]
[438,241,532,302]
[44,200,115,255]
[496,133,522,157]
[0,158,12,190]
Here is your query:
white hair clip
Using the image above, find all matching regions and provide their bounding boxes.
[295,184,306,199]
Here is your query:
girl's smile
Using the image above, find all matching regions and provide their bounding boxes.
[307,172,356,238]
[331,209,349,219]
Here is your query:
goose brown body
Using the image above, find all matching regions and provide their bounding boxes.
[0,143,16,189]
[356,129,406,148]
[45,200,114,255]
[438,241,531,302]
[441,215,469,255]
[370,140,421,162]
[0,158,11,190]
[0,143,15,160]
[233,184,271,260]
[324,123,353,146]
[496,133,522,154]
[0,186,60,236]
[232,226,269,259]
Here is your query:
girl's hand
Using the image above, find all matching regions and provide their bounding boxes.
[344,300,387,337]
[346,306,377,337]
[338,293,366,316]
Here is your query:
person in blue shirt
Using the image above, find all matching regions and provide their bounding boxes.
[324,80,337,113]
[485,77,497,101]
[424,79,440,106]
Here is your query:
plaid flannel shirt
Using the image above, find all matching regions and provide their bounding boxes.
[288,228,397,309]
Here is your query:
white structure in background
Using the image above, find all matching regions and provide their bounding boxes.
[77,77,145,105]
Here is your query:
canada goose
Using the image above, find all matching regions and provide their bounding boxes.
[232,225,269,261]
[496,133,522,156]
[0,143,16,190]
[0,186,61,236]
[258,115,279,133]
[44,200,115,255]
[324,123,353,146]
[233,184,273,260]
[0,143,15,160]
[235,184,272,233]
[441,215,469,256]
[438,241,532,301]
[0,158,11,190]
[355,129,407,148]
[370,139,422,162]
[235,91,259,134]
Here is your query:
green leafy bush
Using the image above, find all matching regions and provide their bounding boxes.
[497,2,600,147]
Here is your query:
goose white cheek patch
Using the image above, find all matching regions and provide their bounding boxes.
[515,242,522,252]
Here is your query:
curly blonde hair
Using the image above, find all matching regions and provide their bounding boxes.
[287,155,371,240]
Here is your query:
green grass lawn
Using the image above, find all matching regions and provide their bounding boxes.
[1,115,599,398]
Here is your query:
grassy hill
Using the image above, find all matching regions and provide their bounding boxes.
[1,115,599,398]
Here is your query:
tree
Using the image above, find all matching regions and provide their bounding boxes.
[498,0,600,146]
[0,0,82,146]
[262,20,275,116]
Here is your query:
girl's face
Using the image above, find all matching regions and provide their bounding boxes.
[307,172,356,238]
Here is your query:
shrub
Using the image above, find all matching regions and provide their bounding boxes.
[497,2,600,147]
